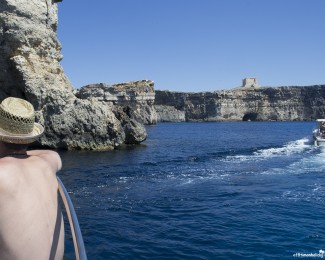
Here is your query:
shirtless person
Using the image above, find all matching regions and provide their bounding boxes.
[0,97,64,259]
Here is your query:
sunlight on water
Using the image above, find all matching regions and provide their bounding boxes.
[281,181,325,204]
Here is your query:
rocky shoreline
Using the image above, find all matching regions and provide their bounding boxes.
[0,0,153,150]
[1,0,324,150]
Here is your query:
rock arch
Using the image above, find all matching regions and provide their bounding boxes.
[242,112,258,121]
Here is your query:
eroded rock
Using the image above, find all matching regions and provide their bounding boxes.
[155,85,325,122]
[0,0,148,149]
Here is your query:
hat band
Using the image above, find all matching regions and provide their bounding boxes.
[0,107,34,134]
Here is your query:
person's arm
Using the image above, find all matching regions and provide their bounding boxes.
[27,150,62,172]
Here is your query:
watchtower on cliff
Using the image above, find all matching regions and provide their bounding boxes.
[242,78,260,89]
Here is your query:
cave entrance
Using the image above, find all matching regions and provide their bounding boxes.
[243,112,258,121]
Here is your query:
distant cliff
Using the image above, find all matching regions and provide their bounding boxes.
[155,85,325,122]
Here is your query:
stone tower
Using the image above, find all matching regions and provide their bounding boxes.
[242,78,260,89]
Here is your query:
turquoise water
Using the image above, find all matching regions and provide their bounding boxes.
[59,122,325,259]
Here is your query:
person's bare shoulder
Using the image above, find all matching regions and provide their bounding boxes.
[27,150,62,172]
[0,159,19,192]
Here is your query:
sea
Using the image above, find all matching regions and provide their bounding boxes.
[59,121,325,259]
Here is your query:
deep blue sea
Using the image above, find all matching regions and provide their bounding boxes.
[59,122,325,259]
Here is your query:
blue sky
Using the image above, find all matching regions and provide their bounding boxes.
[57,0,325,92]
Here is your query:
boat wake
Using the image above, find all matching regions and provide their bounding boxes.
[226,137,314,162]
[229,137,325,176]
[260,147,325,176]
[254,138,313,157]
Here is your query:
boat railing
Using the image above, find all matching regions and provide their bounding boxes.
[57,177,87,260]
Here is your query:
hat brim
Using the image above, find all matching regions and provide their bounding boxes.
[0,123,44,144]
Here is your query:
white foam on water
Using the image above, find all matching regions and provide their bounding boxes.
[260,144,325,176]
[289,148,325,173]
[281,183,325,203]
[226,138,313,162]
[254,138,312,158]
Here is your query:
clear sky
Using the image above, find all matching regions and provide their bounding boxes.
[57,0,325,92]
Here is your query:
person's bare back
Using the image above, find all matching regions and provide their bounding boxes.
[0,150,64,260]
[0,97,65,259]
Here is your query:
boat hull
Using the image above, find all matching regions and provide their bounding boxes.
[314,137,325,146]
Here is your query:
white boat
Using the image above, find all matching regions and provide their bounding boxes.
[313,119,325,146]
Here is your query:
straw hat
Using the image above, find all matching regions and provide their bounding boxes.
[0,97,44,144]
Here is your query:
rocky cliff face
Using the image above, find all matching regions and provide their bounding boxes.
[76,80,157,145]
[2,0,323,150]
[77,80,157,125]
[155,85,325,122]
[0,0,147,149]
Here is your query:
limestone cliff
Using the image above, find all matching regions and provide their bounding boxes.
[76,80,157,145]
[155,85,325,122]
[0,0,147,149]
[77,80,157,125]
